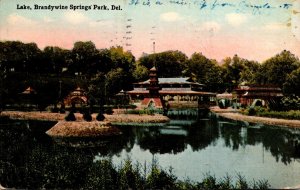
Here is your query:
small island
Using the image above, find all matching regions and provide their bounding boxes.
[46,121,121,137]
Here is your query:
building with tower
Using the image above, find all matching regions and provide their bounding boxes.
[127,67,216,109]
[139,66,164,109]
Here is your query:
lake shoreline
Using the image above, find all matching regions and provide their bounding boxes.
[210,106,300,128]
[0,110,170,123]
[2,109,300,128]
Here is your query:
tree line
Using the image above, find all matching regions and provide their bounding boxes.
[1,40,300,110]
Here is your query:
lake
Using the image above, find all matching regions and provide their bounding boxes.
[1,111,300,188]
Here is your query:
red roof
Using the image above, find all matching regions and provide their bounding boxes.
[141,98,163,108]
[150,66,157,71]
[127,90,215,96]
[21,87,36,94]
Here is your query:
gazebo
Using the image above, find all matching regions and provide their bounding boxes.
[63,87,88,107]
[19,86,38,107]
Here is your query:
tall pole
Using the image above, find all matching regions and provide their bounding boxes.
[153,41,155,53]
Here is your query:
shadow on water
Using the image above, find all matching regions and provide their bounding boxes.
[217,117,300,164]
[1,109,300,188]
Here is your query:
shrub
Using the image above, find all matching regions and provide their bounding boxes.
[105,107,114,115]
[241,106,300,120]
[124,109,163,115]
[96,113,105,121]
[247,107,256,116]
[65,111,76,121]
[281,96,300,110]
[218,99,230,109]
[51,106,59,113]
[83,111,92,122]
[59,103,66,114]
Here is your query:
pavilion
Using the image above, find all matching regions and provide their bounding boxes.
[235,85,283,107]
[127,67,216,109]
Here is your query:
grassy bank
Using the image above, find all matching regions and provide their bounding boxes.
[241,107,300,120]
[84,159,270,190]
[105,114,169,123]
[0,111,170,123]
[1,156,270,190]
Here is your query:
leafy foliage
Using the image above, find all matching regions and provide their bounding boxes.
[187,53,224,92]
[283,68,300,96]
[255,50,300,87]
[221,55,260,91]
[138,50,188,77]
[281,96,300,110]
[1,40,300,111]
[65,111,76,121]
[241,106,300,120]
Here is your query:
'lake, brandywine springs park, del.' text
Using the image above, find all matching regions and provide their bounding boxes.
[16,4,122,11]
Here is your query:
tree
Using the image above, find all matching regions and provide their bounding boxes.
[187,53,223,92]
[255,50,300,87]
[221,55,262,91]
[138,50,188,77]
[42,46,70,74]
[132,63,149,81]
[283,67,300,96]
[239,60,260,84]
[88,72,106,101]
[69,41,100,76]
[0,41,42,73]
[0,41,42,104]
[106,68,128,96]
[221,55,244,88]
[109,46,135,73]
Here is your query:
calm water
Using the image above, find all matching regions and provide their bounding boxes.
[1,112,300,188]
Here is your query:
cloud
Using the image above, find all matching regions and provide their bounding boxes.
[7,14,37,26]
[64,11,88,24]
[263,22,286,31]
[202,21,221,32]
[291,0,300,41]
[89,19,112,27]
[43,17,54,23]
[160,12,183,22]
[225,13,247,27]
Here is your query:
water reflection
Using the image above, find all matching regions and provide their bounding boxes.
[1,112,300,188]
[3,115,300,166]
[113,116,300,164]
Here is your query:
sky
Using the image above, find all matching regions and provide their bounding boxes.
[0,0,300,62]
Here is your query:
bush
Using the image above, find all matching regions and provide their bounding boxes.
[96,112,105,121]
[51,106,59,113]
[281,96,300,110]
[241,106,300,120]
[65,111,76,121]
[105,107,114,115]
[59,103,65,114]
[83,111,92,122]
[124,109,163,115]
[218,99,230,109]
[248,107,256,116]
